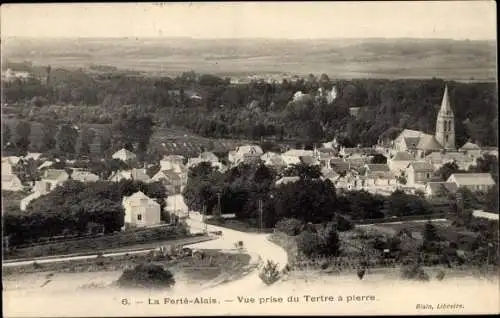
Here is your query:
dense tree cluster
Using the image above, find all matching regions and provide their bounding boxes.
[3,179,168,246]
[2,68,497,157]
[184,162,438,230]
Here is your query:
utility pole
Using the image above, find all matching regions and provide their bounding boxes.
[217,192,221,218]
[203,204,207,233]
[258,199,263,233]
[456,191,463,219]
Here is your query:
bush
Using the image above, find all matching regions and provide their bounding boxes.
[436,270,445,281]
[335,215,354,232]
[316,222,341,257]
[117,263,175,289]
[296,231,323,258]
[259,260,280,285]
[275,218,305,236]
[400,264,430,282]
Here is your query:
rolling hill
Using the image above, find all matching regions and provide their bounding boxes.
[2,37,496,81]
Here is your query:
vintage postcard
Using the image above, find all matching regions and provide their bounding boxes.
[1,1,498,316]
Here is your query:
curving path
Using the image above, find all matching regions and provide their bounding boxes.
[168,194,288,296]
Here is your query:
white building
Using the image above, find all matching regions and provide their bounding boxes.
[71,170,99,182]
[109,168,150,183]
[228,144,263,166]
[388,151,414,175]
[261,152,287,169]
[424,151,475,171]
[2,174,24,192]
[446,173,496,192]
[25,152,43,161]
[459,141,482,159]
[405,161,435,187]
[20,180,53,211]
[41,169,70,189]
[112,148,137,163]
[122,191,161,229]
[281,149,315,167]
[424,182,459,198]
[275,176,300,186]
[1,158,14,175]
[472,210,499,221]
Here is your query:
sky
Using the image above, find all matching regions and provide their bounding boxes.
[1,2,497,40]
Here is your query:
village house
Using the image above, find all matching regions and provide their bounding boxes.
[2,174,24,192]
[160,155,185,169]
[152,169,183,194]
[405,161,435,187]
[387,151,414,175]
[70,170,99,182]
[446,173,496,192]
[112,148,137,163]
[159,156,188,187]
[165,194,189,218]
[42,169,70,189]
[322,137,339,150]
[199,151,219,164]
[480,147,499,158]
[2,158,15,175]
[228,144,263,166]
[275,176,300,186]
[334,174,356,191]
[314,147,337,169]
[108,168,150,183]
[338,146,377,158]
[187,157,204,168]
[20,180,53,211]
[424,151,475,171]
[122,191,161,229]
[281,149,315,167]
[362,164,396,186]
[25,152,43,161]
[424,181,459,198]
[472,210,499,221]
[261,152,287,169]
[109,170,132,182]
[459,141,482,159]
[187,152,226,172]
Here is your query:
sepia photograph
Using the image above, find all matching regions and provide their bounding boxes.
[1,1,498,316]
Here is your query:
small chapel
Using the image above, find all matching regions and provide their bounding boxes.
[391,85,456,157]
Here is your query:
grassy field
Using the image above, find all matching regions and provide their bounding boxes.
[3,37,496,81]
[369,220,478,243]
[3,249,252,285]
[5,226,197,259]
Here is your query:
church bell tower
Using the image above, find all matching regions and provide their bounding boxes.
[435,85,456,150]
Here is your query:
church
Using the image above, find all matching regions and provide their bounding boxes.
[391,85,456,157]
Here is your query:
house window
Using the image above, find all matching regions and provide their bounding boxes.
[426,173,430,179]
[137,214,142,221]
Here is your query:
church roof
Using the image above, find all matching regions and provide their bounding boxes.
[398,129,425,138]
[417,134,443,151]
[404,137,421,149]
[391,152,413,161]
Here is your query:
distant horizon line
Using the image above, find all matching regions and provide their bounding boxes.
[2,35,496,42]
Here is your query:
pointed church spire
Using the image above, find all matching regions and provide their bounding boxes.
[435,84,456,150]
[439,84,453,116]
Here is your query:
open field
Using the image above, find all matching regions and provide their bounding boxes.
[3,37,496,81]
[3,249,251,280]
[369,220,479,243]
[4,226,198,260]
